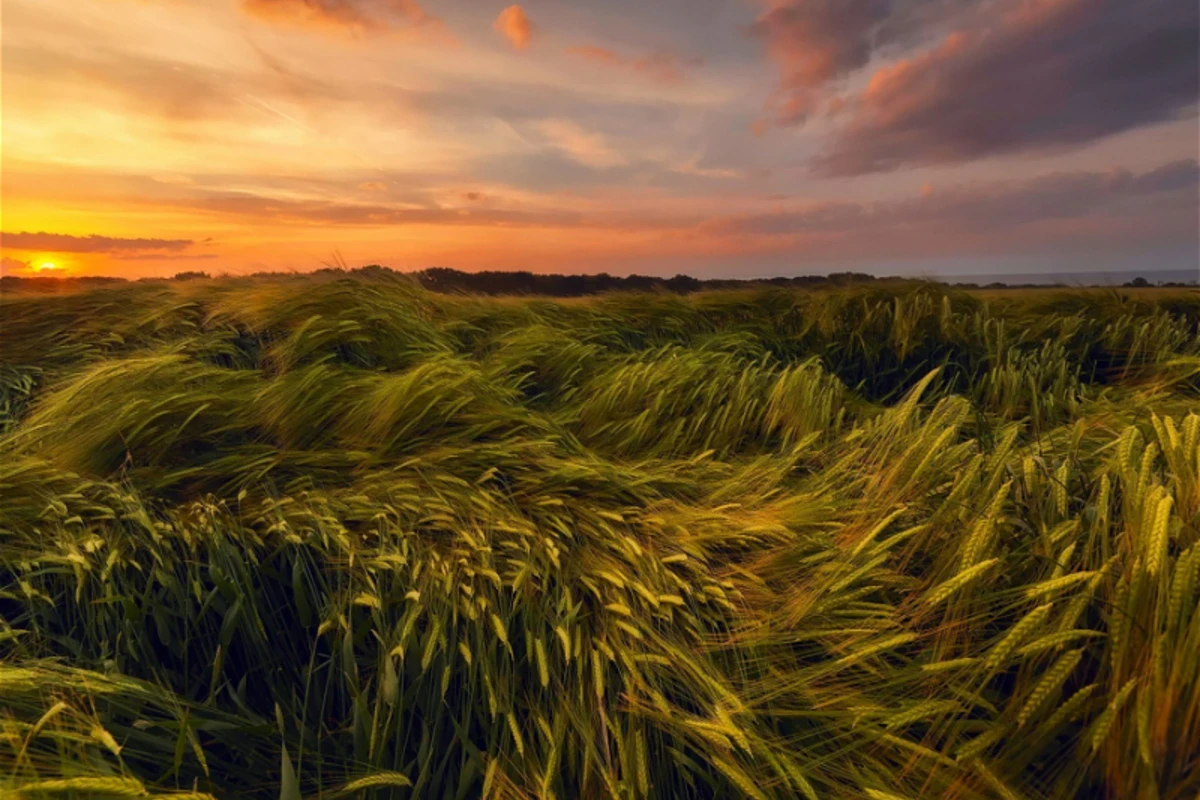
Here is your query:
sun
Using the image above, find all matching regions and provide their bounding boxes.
[36,262,59,273]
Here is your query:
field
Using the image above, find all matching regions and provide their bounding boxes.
[1,275,1198,799]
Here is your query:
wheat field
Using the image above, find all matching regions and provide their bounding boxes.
[1,274,1198,799]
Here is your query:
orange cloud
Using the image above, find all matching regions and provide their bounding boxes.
[861,32,968,106]
[242,0,443,37]
[494,5,535,50]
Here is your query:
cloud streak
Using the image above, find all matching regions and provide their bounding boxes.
[566,45,692,84]
[702,161,1200,243]
[24,159,1194,250]
[532,120,626,169]
[2,159,1194,275]
[115,253,221,262]
[2,231,196,253]
[241,0,444,36]
[184,192,598,228]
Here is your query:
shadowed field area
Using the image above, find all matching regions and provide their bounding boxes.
[2,275,1198,799]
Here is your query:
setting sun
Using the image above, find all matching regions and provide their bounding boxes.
[36,262,58,272]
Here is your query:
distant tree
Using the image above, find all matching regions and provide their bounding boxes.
[621,274,656,292]
[666,274,702,293]
[172,271,210,281]
[353,265,401,280]
[1124,277,1151,288]
[405,266,899,295]
[828,271,877,284]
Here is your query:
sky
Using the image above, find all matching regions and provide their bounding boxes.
[1,0,1198,280]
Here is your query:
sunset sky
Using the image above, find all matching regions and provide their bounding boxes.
[2,0,1198,280]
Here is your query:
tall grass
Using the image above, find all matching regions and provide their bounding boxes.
[2,276,1198,798]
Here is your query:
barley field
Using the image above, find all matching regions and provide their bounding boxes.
[2,275,1198,799]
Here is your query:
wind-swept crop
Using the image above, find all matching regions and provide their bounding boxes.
[1,276,1198,798]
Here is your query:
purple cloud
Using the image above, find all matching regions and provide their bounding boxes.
[814,0,1199,174]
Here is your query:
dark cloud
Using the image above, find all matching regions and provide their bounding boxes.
[1129,158,1200,195]
[241,0,444,36]
[815,0,1200,174]
[1,232,195,253]
[701,160,1200,240]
